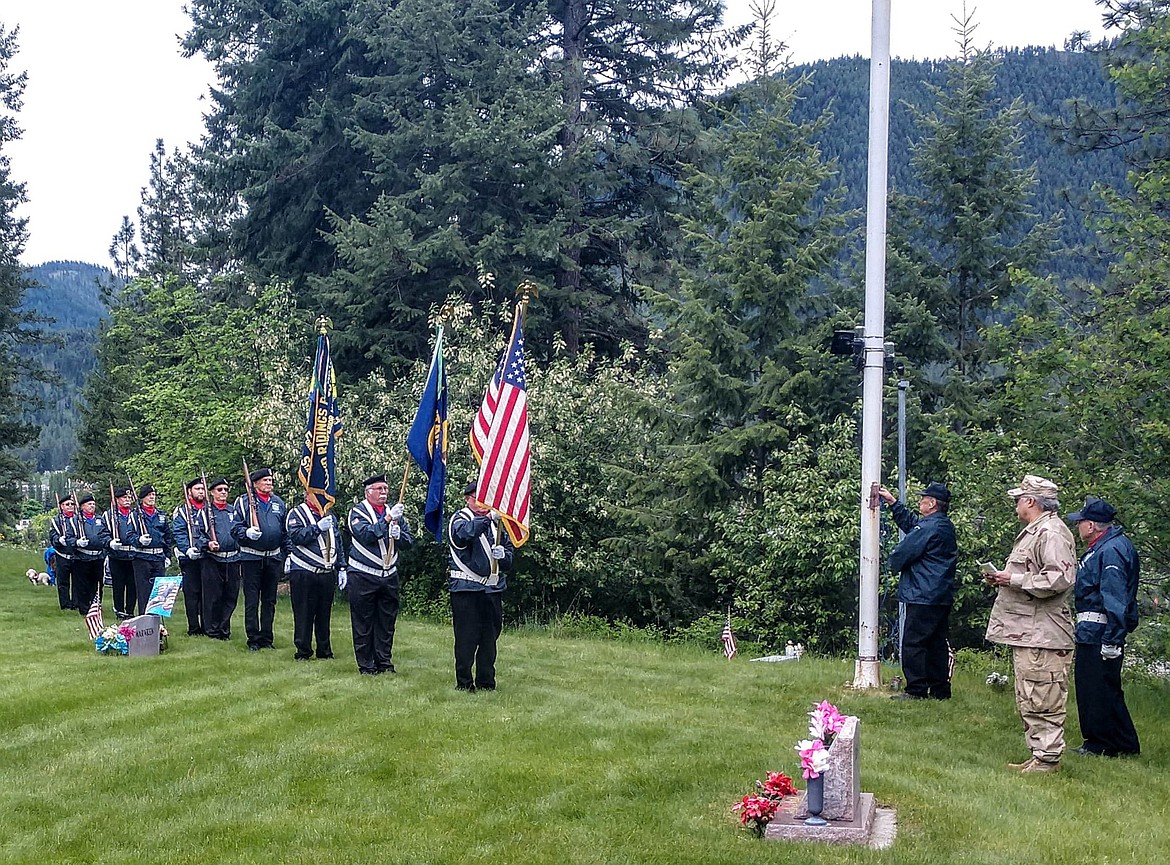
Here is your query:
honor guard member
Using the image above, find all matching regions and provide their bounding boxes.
[105,485,139,619]
[48,495,78,610]
[71,493,111,617]
[1068,496,1142,757]
[285,494,344,660]
[173,478,212,636]
[203,478,241,640]
[345,474,413,675]
[985,475,1078,774]
[131,485,174,616]
[447,481,515,692]
[231,467,286,651]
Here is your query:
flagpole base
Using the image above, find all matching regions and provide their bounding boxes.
[852,658,882,689]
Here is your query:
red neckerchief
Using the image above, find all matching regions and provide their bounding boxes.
[213,501,229,510]
[118,506,131,517]
[257,492,271,504]
[373,504,386,518]
[188,498,205,509]
[142,505,157,517]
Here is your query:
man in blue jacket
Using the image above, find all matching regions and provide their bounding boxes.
[878,482,959,700]
[232,468,287,651]
[1068,496,1140,757]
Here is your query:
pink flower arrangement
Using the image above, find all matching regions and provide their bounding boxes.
[731,770,796,837]
[794,700,845,779]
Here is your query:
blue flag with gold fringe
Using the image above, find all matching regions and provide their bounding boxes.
[297,332,343,515]
[407,325,448,541]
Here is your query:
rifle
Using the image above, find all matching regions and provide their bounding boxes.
[125,470,145,538]
[181,481,195,550]
[241,458,260,530]
[200,467,218,547]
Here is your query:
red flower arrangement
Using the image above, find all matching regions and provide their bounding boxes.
[731,771,797,837]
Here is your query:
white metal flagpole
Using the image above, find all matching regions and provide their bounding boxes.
[854,0,892,690]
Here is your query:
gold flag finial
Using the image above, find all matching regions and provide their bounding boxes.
[315,315,333,335]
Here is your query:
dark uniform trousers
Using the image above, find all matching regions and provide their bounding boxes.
[902,603,952,699]
[109,558,136,617]
[290,568,335,659]
[56,558,75,610]
[202,559,240,640]
[71,559,103,617]
[349,570,399,674]
[241,557,281,649]
[178,558,205,635]
[132,558,165,616]
[451,591,503,691]
[1074,649,1140,756]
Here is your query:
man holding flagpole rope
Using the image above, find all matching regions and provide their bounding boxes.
[448,290,532,691]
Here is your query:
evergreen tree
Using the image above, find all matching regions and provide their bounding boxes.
[884,11,1057,453]
[0,23,44,524]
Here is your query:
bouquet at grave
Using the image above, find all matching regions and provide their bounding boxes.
[986,671,1009,689]
[731,771,797,837]
[794,700,845,780]
[95,623,136,655]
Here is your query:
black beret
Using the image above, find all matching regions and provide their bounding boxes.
[208,477,229,490]
[138,484,156,499]
[185,477,203,490]
[57,494,75,505]
[78,493,95,506]
[249,468,272,483]
[362,474,387,488]
[112,485,131,498]
[464,480,478,496]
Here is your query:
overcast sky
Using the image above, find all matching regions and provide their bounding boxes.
[6,0,1108,267]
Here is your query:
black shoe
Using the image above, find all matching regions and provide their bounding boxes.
[294,655,311,661]
[248,645,261,652]
[476,684,496,691]
[360,669,381,676]
[456,684,475,692]
[379,665,396,674]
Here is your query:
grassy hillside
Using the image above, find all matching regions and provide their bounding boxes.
[1,545,1167,864]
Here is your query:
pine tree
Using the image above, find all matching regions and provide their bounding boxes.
[0,23,44,523]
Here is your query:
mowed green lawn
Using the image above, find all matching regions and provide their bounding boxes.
[2,544,1169,865]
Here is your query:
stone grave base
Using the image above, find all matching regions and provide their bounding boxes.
[766,792,893,847]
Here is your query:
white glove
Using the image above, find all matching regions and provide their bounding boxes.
[283,557,292,574]
[337,569,348,590]
[317,515,335,532]
[389,523,401,540]
[389,502,404,520]
[1101,644,1123,660]
[58,535,67,545]
[489,510,501,523]
[245,527,262,540]
[164,557,172,568]
[490,544,506,560]
[138,534,152,546]
[77,537,90,548]
[110,539,123,551]
[186,547,199,559]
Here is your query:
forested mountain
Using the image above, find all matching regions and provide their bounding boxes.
[791,47,1125,281]
[16,261,110,471]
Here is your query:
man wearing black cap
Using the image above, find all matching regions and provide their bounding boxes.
[1068,496,1141,757]
[285,491,345,661]
[131,485,174,616]
[345,474,412,675]
[231,467,287,651]
[878,482,958,700]
[203,478,241,640]
[104,486,138,618]
[70,493,111,617]
[172,478,211,636]
[447,480,515,691]
[48,495,78,610]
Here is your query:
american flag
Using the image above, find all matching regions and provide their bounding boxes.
[470,301,531,546]
[721,611,737,660]
[85,588,104,641]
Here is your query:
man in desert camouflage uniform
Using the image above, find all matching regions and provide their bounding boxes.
[985,475,1078,774]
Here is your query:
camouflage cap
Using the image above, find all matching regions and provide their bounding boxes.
[1006,474,1059,499]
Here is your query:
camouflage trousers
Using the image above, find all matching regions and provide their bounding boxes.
[1012,646,1073,762]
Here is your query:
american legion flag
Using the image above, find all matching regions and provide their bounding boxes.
[470,300,531,546]
[721,611,737,660]
[297,330,343,515]
[406,324,448,542]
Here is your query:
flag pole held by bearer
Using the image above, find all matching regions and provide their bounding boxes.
[406,303,453,544]
[471,281,536,581]
[298,316,344,563]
